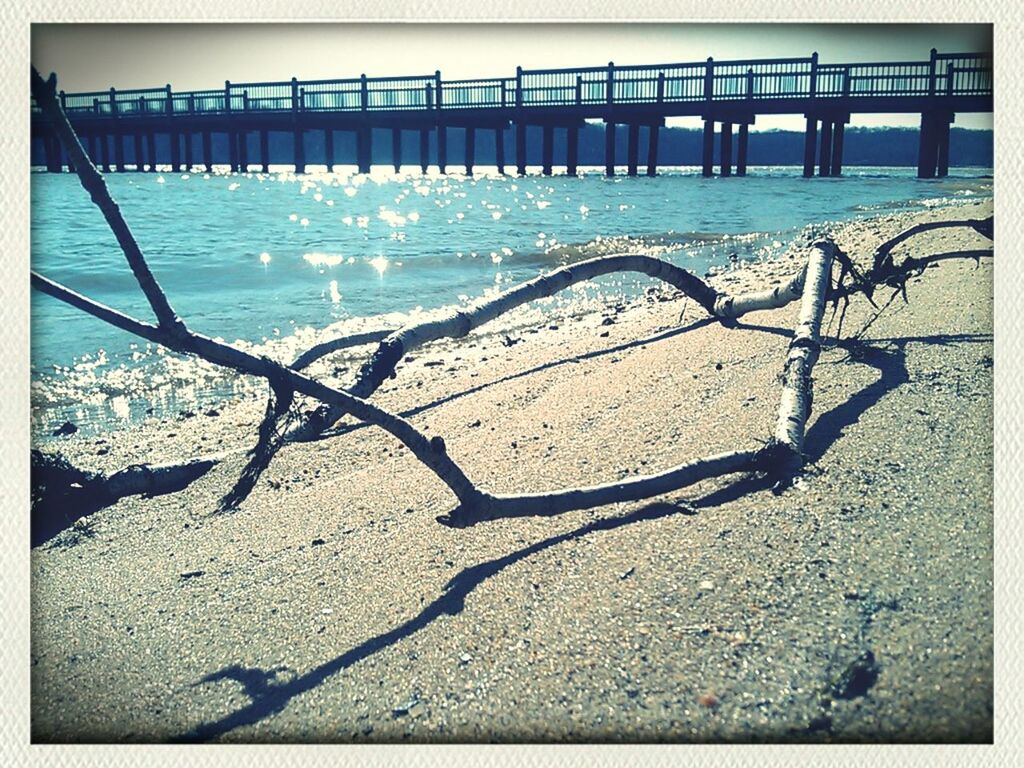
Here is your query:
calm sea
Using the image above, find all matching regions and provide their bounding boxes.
[30,164,992,436]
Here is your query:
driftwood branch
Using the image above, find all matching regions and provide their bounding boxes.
[32,270,485,508]
[441,241,838,527]
[773,242,835,469]
[30,67,185,335]
[872,216,993,272]
[288,252,816,442]
[31,66,993,539]
[31,449,218,546]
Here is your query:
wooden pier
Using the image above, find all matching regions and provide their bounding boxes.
[31,49,991,178]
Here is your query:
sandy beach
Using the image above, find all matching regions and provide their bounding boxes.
[30,198,993,743]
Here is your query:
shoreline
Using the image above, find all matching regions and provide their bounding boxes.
[31,188,990,446]
[32,198,993,742]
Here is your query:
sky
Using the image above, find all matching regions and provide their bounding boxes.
[31,23,993,131]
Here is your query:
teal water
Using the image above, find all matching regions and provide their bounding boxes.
[30,164,992,435]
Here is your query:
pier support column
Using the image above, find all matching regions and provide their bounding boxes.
[542,124,553,176]
[515,122,527,176]
[802,117,817,178]
[114,133,125,172]
[133,133,143,172]
[100,135,111,173]
[146,132,157,172]
[605,121,616,177]
[227,130,238,172]
[171,132,182,172]
[567,125,579,176]
[237,131,247,172]
[936,116,952,178]
[437,125,447,174]
[829,120,846,177]
[325,128,335,172]
[495,127,506,175]
[702,119,714,177]
[43,133,58,172]
[627,123,639,177]
[736,123,749,176]
[465,127,476,176]
[818,120,833,176]
[258,130,268,173]
[720,122,733,177]
[201,131,212,172]
[646,123,659,177]
[293,128,305,174]
[356,126,372,174]
[419,128,429,173]
[391,129,401,173]
[184,132,194,171]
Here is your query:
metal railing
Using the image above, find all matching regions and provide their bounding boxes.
[32,50,991,121]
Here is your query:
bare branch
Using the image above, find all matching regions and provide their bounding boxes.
[773,241,836,468]
[873,216,993,272]
[30,67,185,335]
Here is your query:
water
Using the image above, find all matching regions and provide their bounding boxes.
[30,164,992,437]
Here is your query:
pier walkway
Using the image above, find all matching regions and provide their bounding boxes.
[31,49,992,178]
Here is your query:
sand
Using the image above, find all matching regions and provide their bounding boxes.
[30,198,993,743]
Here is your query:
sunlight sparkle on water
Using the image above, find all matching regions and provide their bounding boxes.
[259,252,272,265]
[304,253,344,268]
[369,256,389,275]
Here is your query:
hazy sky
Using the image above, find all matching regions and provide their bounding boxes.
[31,23,993,131]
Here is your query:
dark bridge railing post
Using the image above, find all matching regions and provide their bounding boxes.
[515,66,526,176]
[435,70,446,174]
[704,57,714,102]
[291,78,305,174]
[222,79,234,173]
[358,74,371,173]
[803,52,819,178]
[605,61,616,177]
[928,48,938,98]
[110,88,127,173]
[184,95,195,171]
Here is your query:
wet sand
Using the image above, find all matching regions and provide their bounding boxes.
[31,198,993,743]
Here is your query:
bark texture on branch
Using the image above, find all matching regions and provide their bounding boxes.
[773,241,836,469]
[441,449,763,528]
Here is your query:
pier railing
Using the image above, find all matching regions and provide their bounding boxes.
[32,49,991,119]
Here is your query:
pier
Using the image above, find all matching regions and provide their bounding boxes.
[31,49,991,178]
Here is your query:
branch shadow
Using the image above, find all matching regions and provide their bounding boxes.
[803,331,991,466]
[173,498,700,742]
[176,331,989,742]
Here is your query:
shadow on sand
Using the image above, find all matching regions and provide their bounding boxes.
[175,329,991,741]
